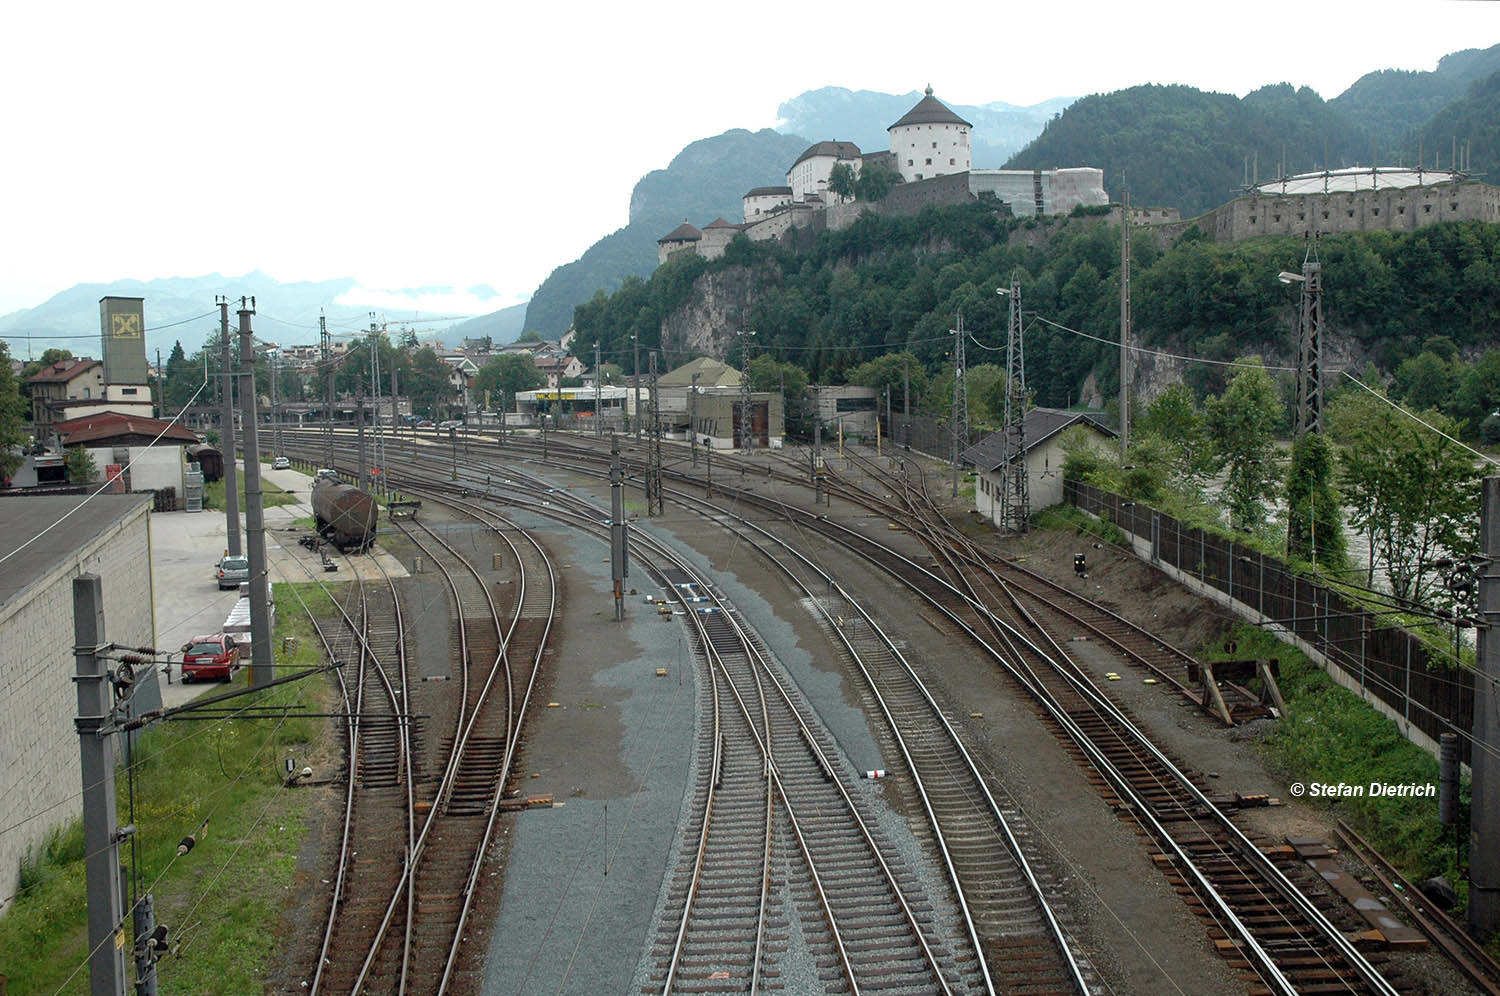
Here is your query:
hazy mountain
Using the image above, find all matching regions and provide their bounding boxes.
[775,86,1074,167]
[0,272,474,359]
[523,128,809,335]
[1407,68,1500,173]
[443,302,529,346]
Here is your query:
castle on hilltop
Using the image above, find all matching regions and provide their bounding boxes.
[659,86,1111,265]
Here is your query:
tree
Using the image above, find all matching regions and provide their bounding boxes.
[1137,383,1215,499]
[1284,432,1346,569]
[845,352,928,403]
[65,446,96,484]
[406,346,458,416]
[854,163,902,201]
[0,342,27,480]
[1329,389,1481,604]
[472,354,542,404]
[162,341,202,410]
[827,163,856,201]
[1205,360,1282,530]
[1394,350,1454,412]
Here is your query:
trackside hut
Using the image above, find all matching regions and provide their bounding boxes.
[962,408,1116,523]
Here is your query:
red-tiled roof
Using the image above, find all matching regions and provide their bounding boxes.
[26,358,100,384]
[57,411,199,446]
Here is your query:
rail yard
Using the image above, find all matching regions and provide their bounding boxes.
[220,423,1499,996]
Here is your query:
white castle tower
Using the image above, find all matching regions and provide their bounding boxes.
[888,85,972,183]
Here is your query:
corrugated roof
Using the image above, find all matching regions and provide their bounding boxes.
[0,493,153,611]
[658,221,702,243]
[791,141,862,168]
[659,357,742,388]
[58,412,199,447]
[27,358,100,384]
[888,86,972,131]
[961,409,1115,472]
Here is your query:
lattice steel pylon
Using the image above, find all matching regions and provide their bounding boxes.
[648,351,664,516]
[737,329,755,452]
[950,312,968,497]
[1294,238,1324,436]
[999,273,1030,532]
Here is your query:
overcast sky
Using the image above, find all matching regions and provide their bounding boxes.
[2,1,1495,319]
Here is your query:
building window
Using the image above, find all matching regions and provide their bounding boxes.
[1398,206,1405,214]
[1322,211,1330,219]
[950,158,955,166]
[932,142,937,149]
[123,387,138,395]
[1424,204,1432,213]
[1347,210,1354,217]
[907,159,913,166]
[1249,216,1257,224]
[1273,214,1280,222]
[926,158,932,165]
[1451,202,1459,211]
[1298,212,1305,220]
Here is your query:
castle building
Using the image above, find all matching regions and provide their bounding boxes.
[657,220,703,265]
[888,85,972,183]
[786,140,863,203]
[743,186,794,223]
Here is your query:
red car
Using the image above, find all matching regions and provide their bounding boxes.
[181,634,241,682]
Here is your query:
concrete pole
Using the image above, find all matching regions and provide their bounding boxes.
[632,334,641,442]
[238,303,274,686]
[1119,186,1132,459]
[610,435,626,621]
[1470,476,1500,935]
[690,372,700,468]
[73,574,128,996]
[218,299,242,557]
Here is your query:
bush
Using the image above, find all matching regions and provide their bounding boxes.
[1482,413,1500,445]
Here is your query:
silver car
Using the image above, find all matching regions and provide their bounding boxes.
[217,555,250,589]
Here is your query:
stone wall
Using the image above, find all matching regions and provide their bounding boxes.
[1210,180,1500,242]
[0,497,154,914]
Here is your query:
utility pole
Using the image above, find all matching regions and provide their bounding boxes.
[74,574,128,996]
[320,311,333,468]
[1470,476,1500,935]
[950,312,968,498]
[609,435,628,621]
[217,298,242,556]
[741,327,762,450]
[369,319,384,482]
[155,348,162,420]
[1293,239,1324,436]
[648,352,663,516]
[1119,185,1132,458]
[690,372,700,468]
[594,341,602,438]
[632,333,641,442]
[903,355,911,448]
[238,299,274,686]
[269,348,280,458]
[999,272,1030,532]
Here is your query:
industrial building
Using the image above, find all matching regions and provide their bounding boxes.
[0,494,156,915]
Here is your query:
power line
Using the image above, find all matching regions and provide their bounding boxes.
[1340,370,1500,467]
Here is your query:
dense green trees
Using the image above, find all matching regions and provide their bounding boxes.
[1205,361,1282,531]
[0,342,26,479]
[472,354,543,405]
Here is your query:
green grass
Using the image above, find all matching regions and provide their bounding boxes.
[1210,624,1465,896]
[1033,503,1126,544]
[0,584,339,994]
[203,472,299,511]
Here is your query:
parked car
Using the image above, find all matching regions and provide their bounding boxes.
[416,419,434,428]
[217,554,250,589]
[180,633,240,682]
[438,419,463,430]
[313,468,340,485]
[271,455,291,470]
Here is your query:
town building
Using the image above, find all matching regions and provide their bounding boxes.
[27,358,106,439]
[55,411,199,501]
[787,140,862,202]
[0,494,157,916]
[963,409,1116,523]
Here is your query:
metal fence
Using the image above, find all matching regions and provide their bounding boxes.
[1068,479,1474,761]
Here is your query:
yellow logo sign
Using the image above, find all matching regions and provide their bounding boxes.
[110,314,142,339]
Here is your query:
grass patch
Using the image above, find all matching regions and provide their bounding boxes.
[204,473,299,511]
[1033,503,1126,545]
[0,587,340,994]
[1210,624,1464,896]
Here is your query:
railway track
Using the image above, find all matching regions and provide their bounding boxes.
[276,427,1423,995]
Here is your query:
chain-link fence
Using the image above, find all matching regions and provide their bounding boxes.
[1069,479,1474,761]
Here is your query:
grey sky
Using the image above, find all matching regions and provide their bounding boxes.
[2,0,1493,318]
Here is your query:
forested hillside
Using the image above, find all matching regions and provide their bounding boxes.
[522,128,809,335]
[1333,43,1500,148]
[1410,69,1500,173]
[572,203,1500,426]
[1002,84,1374,217]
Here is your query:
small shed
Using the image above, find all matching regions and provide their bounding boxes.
[962,408,1116,523]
